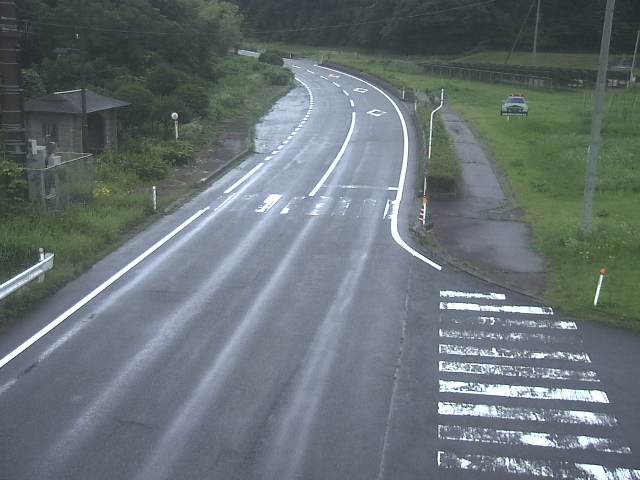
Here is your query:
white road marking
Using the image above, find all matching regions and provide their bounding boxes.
[437,452,640,479]
[332,198,351,216]
[337,185,398,191]
[295,127,301,132]
[440,291,506,300]
[292,65,301,69]
[306,69,315,74]
[439,361,599,382]
[439,344,591,362]
[342,89,349,97]
[317,65,442,271]
[277,145,284,150]
[308,112,356,197]
[320,76,328,80]
[438,402,617,426]
[439,329,575,344]
[446,316,577,330]
[332,81,341,88]
[329,73,340,78]
[354,87,368,93]
[224,163,264,194]
[287,135,294,141]
[308,196,331,216]
[438,425,631,454]
[255,194,283,214]
[279,197,301,215]
[271,150,279,155]
[441,302,554,315]
[0,207,210,370]
[366,109,387,117]
[213,192,238,212]
[357,198,377,218]
[264,155,273,162]
[383,200,391,219]
[350,99,355,108]
[439,380,609,403]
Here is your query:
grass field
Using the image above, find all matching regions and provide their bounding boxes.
[453,50,631,69]
[302,49,640,325]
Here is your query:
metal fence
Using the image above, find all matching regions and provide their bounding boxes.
[25,152,95,210]
[422,64,553,89]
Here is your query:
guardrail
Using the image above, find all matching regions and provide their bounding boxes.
[0,250,55,302]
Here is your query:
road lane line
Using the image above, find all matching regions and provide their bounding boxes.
[342,89,349,96]
[383,200,391,219]
[320,76,328,80]
[439,380,609,403]
[439,344,591,362]
[445,316,577,330]
[439,329,576,343]
[350,99,355,108]
[332,81,341,87]
[438,425,630,454]
[440,291,506,300]
[437,452,640,479]
[316,65,443,271]
[438,402,617,426]
[279,197,301,215]
[223,163,264,194]
[256,194,283,213]
[440,302,554,315]
[307,196,331,216]
[439,361,599,382]
[308,112,356,197]
[0,207,211,370]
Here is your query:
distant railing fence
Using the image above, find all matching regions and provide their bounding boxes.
[422,64,553,89]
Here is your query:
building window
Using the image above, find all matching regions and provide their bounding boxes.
[42,123,58,143]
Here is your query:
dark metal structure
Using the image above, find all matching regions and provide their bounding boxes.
[0,0,26,164]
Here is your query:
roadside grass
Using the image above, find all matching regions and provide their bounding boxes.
[0,55,292,324]
[307,49,640,325]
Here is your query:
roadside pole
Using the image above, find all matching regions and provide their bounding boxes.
[582,0,616,234]
[533,0,541,66]
[630,28,640,88]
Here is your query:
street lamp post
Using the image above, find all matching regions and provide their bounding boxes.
[171,112,179,140]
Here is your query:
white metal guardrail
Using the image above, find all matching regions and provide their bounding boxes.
[0,250,54,301]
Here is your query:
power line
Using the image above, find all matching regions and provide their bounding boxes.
[247,0,499,35]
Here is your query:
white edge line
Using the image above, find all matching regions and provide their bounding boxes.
[223,163,264,194]
[308,112,356,197]
[350,99,355,108]
[317,65,443,271]
[0,207,210,370]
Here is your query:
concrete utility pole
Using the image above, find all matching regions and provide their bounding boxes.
[79,0,88,153]
[0,1,27,164]
[630,28,640,87]
[532,0,541,65]
[582,0,616,234]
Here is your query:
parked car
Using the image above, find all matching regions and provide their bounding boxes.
[501,95,529,116]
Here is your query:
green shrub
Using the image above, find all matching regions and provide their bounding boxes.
[159,141,194,166]
[146,64,185,96]
[114,82,155,128]
[259,50,284,66]
[175,83,210,118]
[263,66,293,86]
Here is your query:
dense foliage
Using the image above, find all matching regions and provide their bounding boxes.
[233,0,640,55]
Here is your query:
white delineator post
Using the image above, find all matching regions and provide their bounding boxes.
[152,186,157,212]
[594,268,608,306]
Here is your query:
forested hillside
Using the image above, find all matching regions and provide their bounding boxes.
[233,0,640,55]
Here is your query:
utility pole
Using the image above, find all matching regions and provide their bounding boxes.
[582,0,616,234]
[79,0,88,153]
[532,0,541,66]
[630,28,640,88]
[0,1,27,165]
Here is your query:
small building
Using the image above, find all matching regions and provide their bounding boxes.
[24,89,129,154]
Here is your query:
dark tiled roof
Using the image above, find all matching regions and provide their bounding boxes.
[25,89,130,114]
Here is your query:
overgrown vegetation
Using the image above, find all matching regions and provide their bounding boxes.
[305,49,640,324]
[1,2,294,321]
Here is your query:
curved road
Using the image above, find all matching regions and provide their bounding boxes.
[0,60,639,479]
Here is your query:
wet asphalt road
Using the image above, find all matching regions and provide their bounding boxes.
[0,60,639,480]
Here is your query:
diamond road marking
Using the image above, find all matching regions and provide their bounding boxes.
[366,109,387,117]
